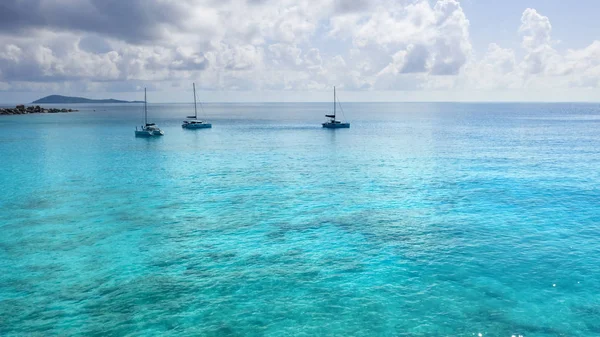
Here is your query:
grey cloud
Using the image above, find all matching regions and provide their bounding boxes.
[0,37,210,84]
[225,63,254,71]
[170,52,209,71]
[400,44,429,74]
[429,38,468,75]
[0,60,84,82]
[0,44,66,82]
[334,0,370,13]
[430,61,461,75]
[430,50,467,75]
[0,0,189,44]
[92,80,153,93]
[79,35,113,54]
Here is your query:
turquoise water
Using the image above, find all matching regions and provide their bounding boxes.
[0,103,599,336]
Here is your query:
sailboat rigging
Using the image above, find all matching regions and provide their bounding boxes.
[322,86,350,128]
[135,88,164,137]
[182,83,212,129]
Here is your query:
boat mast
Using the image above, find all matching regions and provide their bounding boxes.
[333,86,336,120]
[144,87,147,125]
[193,83,198,119]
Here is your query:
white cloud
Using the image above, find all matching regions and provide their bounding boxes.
[429,0,471,75]
[1,1,600,100]
[518,8,560,75]
[520,8,552,51]
[268,43,303,68]
[456,43,519,90]
[564,41,600,88]
[328,0,471,91]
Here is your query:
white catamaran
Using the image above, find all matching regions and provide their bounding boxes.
[135,88,164,137]
[322,86,350,128]
[182,83,212,129]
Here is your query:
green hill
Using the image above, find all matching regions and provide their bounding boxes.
[32,95,144,104]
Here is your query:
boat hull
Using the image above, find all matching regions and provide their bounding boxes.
[135,130,164,137]
[322,122,350,128]
[182,123,212,129]
[135,130,153,137]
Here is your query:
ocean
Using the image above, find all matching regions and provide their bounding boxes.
[0,102,599,336]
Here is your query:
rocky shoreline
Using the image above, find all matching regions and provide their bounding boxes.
[0,104,79,115]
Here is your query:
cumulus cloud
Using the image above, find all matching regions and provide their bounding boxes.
[429,0,471,75]
[431,7,600,94]
[518,8,558,75]
[458,43,519,90]
[327,0,471,91]
[564,41,600,87]
[0,36,120,82]
[1,1,600,97]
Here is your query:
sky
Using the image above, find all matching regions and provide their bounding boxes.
[1,0,600,103]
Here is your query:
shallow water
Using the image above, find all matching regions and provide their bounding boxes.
[0,102,599,336]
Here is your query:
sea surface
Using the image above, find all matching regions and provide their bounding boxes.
[0,102,599,336]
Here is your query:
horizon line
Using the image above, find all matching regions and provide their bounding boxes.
[3,101,600,105]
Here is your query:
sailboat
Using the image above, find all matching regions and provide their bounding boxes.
[322,86,350,128]
[135,88,164,137]
[182,83,212,129]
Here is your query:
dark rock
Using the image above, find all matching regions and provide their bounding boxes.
[1,105,76,115]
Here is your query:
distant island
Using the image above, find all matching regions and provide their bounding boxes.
[32,95,144,104]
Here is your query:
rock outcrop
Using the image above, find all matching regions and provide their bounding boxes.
[0,105,78,115]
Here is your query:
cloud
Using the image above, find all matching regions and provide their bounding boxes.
[0,35,121,82]
[334,0,371,14]
[0,0,196,43]
[458,43,519,90]
[268,43,303,68]
[330,0,470,89]
[519,8,552,51]
[424,7,600,94]
[0,0,472,93]
[401,44,430,74]
[429,0,471,75]
[305,48,323,70]
[1,1,600,98]
[518,8,559,75]
[78,35,113,54]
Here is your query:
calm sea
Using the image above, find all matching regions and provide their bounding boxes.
[0,102,599,336]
